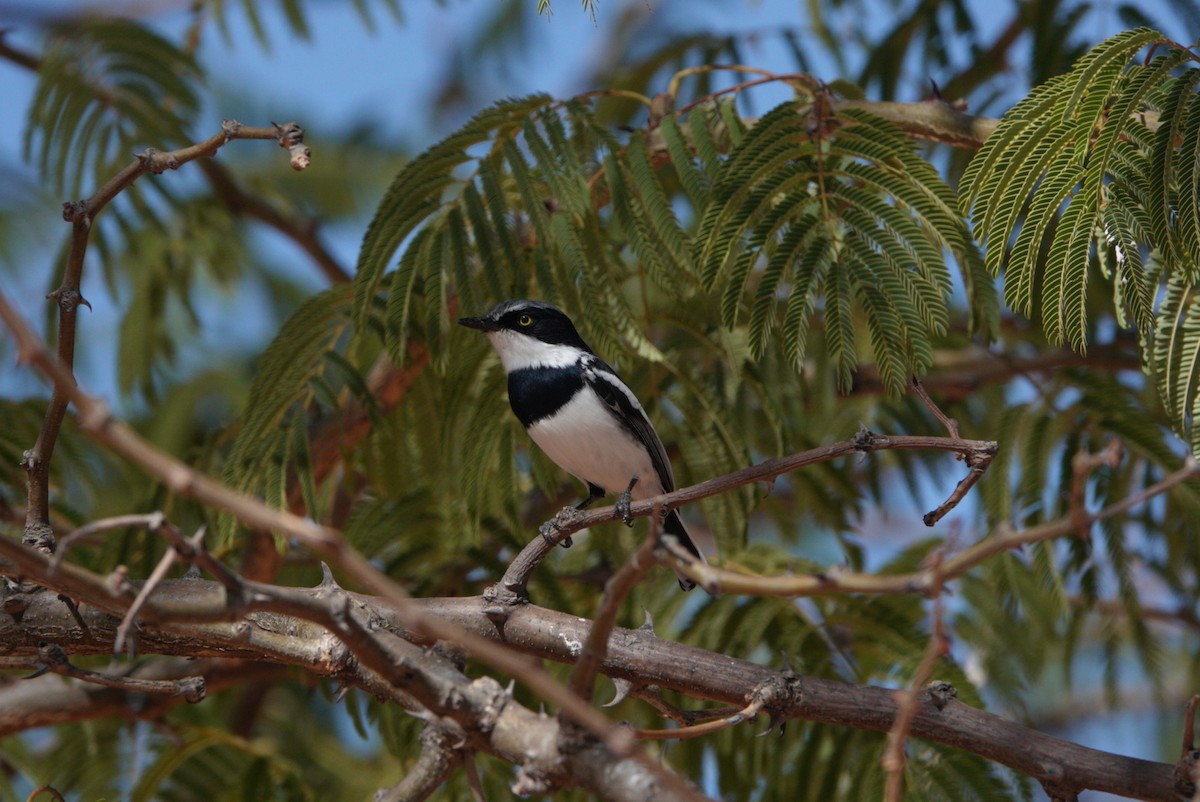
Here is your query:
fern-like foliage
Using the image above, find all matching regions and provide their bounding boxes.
[695,102,980,393]
[24,19,201,195]
[959,28,1200,454]
[345,90,995,567]
[221,284,355,539]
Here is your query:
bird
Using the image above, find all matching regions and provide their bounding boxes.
[458,299,707,591]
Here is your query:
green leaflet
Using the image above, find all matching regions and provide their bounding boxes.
[222,283,354,533]
[355,94,718,376]
[352,94,554,335]
[957,29,1200,454]
[25,18,201,196]
[693,102,967,393]
[960,29,1168,343]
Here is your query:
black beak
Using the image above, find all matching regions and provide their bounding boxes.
[458,316,499,332]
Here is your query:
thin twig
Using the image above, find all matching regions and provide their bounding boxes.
[907,376,999,527]
[1070,441,1123,540]
[662,453,1195,597]
[656,455,1199,597]
[626,687,741,727]
[114,536,182,655]
[910,376,959,439]
[20,120,311,551]
[567,509,663,701]
[636,697,767,742]
[494,431,998,597]
[52,512,168,569]
[883,550,950,801]
[23,643,205,701]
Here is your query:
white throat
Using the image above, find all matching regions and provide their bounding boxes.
[486,329,586,372]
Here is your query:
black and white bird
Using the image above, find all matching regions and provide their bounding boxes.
[458,299,706,591]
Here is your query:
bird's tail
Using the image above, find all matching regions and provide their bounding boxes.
[663,509,710,593]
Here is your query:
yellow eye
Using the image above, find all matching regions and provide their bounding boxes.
[518,314,533,327]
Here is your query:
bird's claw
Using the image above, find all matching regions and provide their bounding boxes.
[539,507,579,548]
[616,484,635,527]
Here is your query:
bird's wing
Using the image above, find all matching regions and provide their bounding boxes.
[583,358,676,492]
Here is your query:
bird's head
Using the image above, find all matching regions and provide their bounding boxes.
[458,299,593,370]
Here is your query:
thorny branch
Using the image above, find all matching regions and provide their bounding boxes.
[2,539,1194,800]
[19,120,311,558]
[0,289,707,802]
[2,644,205,702]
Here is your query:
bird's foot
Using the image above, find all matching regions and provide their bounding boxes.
[616,476,639,527]
[539,506,581,548]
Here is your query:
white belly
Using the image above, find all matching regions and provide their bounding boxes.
[527,390,664,498]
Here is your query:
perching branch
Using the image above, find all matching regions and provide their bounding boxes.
[492,429,998,600]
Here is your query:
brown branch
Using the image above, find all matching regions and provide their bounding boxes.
[883,551,950,801]
[0,37,341,288]
[20,120,311,556]
[52,512,170,567]
[636,696,766,742]
[24,787,65,802]
[567,512,662,702]
[114,534,183,655]
[1,541,709,801]
[910,375,996,528]
[910,375,959,438]
[375,724,464,802]
[659,454,1200,598]
[197,159,349,285]
[1070,441,1123,540]
[492,431,998,600]
[2,568,1191,799]
[921,448,992,527]
[0,31,39,71]
[20,643,205,701]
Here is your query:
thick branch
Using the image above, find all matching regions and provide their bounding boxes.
[0,580,1185,800]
